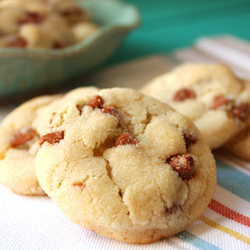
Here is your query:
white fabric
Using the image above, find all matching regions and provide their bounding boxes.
[0,186,189,249]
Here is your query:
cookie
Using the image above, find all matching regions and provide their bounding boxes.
[223,127,250,161]
[140,63,250,150]
[0,0,99,49]
[221,80,250,161]
[0,87,99,195]
[35,88,216,244]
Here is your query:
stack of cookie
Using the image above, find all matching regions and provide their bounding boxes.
[0,0,99,49]
[0,83,217,243]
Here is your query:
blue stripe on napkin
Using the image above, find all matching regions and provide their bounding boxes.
[175,230,221,249]
[216,159,250,202]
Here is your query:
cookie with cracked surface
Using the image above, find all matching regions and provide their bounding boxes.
[140,63,250,150]
[35,88,216,244]
[0,87,99,195]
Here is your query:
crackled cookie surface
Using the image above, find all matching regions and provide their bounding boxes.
[0,87,99,195]
[0,0,99,49]
[35,88,216,244]
[140,63,250,149]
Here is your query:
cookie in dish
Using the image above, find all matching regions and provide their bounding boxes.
[0,0,99,49]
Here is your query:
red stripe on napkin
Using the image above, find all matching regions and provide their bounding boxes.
[208,199,250,227]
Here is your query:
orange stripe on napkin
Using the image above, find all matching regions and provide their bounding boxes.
[208,199,250,227]
[200,216,250,245]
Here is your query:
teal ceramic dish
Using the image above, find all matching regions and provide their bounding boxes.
[0,0,140,98]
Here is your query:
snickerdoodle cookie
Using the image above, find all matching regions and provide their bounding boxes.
[140,63,250,149]
[35,88,216,243]
[0,87,99,195]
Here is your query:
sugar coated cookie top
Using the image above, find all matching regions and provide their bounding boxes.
[36,87,216,244]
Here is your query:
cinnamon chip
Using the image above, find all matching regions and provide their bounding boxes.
[39,131,64,146]
[49,112,57,124]
[53,41,63,49]
[115,132,139,147]
[19,12,45,24]
[72,183,86,189]
[77,104,86,115]
[231,102,249,121]
[173,88,196,102]
[6,36,27,48]
[167,154,196,180]
[211,96,230,110]
[183,133,196,149]
[102,106,122,126]
[87,95,104,109]
[11,127,37,147]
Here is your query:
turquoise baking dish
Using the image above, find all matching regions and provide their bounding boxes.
[0,0,140,98]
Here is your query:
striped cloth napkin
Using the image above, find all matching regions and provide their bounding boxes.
[1,35,250,249]
[1,151,249,249]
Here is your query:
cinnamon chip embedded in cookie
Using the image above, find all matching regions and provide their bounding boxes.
[11,127,38,148]
[87,95,104,109]
[183,133,196,149]
[38,131,64,146]
[167,154,196,180]
[211,96,232,110]
[0,87,99,196]
[115,132,140,148]
[140,63,250,149]
[231,102,249,121]
[19,12,45,24]
[35,87,216,244]
[101,106,123,126]
[173,88,196,102]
